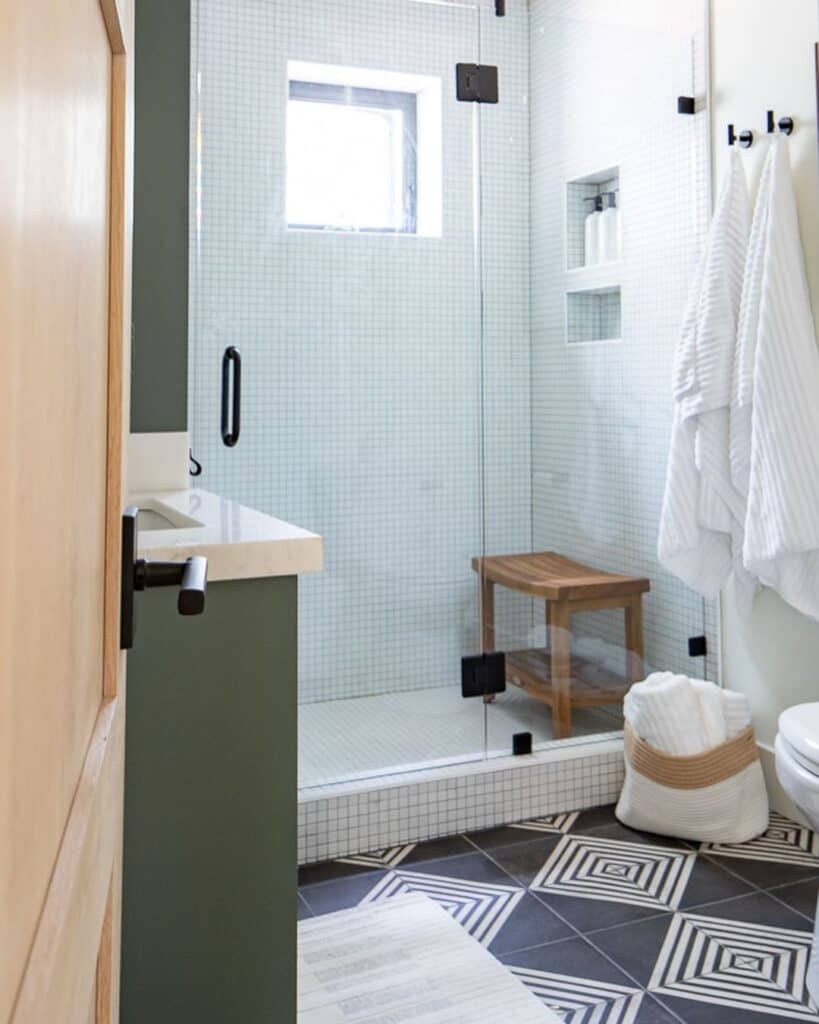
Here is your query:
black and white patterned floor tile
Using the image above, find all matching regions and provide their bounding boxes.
[531,834,696,911]
[507,967,644,1023]
[361,869,524,946]
[299,806,819,1022]
[336,843,415,869]
[702,811,819,867]
[509,812,581,836]
[649,911,818,1020]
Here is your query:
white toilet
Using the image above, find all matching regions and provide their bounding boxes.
[775,703,819,1001]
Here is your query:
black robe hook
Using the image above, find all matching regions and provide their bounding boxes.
[728,124,753,148]
[767,110,794,135]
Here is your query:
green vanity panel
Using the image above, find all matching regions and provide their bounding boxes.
[121,575,297,1023]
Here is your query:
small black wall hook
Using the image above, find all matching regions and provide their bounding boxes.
[728,124,753,148]
[767,110,794,135]
[189,449,203,477]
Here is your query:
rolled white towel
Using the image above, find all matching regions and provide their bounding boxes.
[625,672,706,755]
[722,689,752,739]
[690,678,728,748]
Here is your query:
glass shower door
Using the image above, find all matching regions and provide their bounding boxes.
[478,1,715,759]
[190,0,493,789]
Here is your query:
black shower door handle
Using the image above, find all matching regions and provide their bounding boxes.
[221,346,241,447]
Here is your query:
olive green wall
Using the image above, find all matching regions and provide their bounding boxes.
[121,576,298,1023]
[131,0,190,433]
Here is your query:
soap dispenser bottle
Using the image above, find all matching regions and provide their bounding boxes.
[599,191,621,263]
[583,195,603,266]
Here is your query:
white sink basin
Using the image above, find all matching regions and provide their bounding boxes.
[138,508,180,531]
[134,499,204,533]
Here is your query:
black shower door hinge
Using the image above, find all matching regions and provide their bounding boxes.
[456,64,499,104]
[688,635,708,658]
[462,652,506,698]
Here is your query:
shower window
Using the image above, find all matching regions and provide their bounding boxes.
[286,80,418,233]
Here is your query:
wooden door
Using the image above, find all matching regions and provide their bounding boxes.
[0,0,133,1021]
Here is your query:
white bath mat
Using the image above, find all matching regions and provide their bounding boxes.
[298,893,560,1022]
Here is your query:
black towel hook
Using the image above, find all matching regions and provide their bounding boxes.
[728,124,753,148]
[766,110,794,135]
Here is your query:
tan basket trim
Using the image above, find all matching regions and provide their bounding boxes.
[623,723,759,790]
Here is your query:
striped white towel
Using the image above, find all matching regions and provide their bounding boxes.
[624,672,706,755]
[737,137,819,620]
[658,149,750,598]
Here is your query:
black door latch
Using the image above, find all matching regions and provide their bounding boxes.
[120,507,208,650]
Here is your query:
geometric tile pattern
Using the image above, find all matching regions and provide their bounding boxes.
[509,967,644,1023]
[300,804,819,1023]
[702,812,819,867]
[336,844,416,869]
[510,812,581,835]
[361,869,524,947]
[532,834,696,911]
[648,912,819,1020]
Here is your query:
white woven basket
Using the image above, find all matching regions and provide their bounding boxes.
[616,723,769,845]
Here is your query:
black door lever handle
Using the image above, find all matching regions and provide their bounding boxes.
[134,555,208,615]
[121,507,208,649]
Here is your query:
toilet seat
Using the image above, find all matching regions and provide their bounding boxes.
[779,731,819,778]
[779,703,819,776]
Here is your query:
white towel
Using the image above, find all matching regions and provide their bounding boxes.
[736,137,819,620]
[722,689,752,740]
[658,150,750,598]
[625,672,706,755]
[690,678,728,748]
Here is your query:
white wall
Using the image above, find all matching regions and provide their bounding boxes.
[710,0,819,816]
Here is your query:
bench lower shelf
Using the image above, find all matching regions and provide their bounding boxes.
[504,649,630,709]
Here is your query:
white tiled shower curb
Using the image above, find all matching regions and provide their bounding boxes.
[298,736,625,864]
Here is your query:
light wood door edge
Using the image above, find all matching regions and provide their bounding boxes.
[99,0,127,55]
[103,47,132,698]
[11,699,126,1024]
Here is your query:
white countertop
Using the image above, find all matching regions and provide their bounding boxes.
[129,489,323,582]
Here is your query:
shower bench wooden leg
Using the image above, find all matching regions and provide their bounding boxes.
[550,599,572,740]
[481,578,496,704]
[625,594,645,684]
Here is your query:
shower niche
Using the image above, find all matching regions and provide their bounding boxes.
[565,167,622,343]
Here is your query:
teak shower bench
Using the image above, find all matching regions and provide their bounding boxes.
[471,552,650,739]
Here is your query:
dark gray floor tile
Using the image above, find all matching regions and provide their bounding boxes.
[401,834,474,864]
[484,835,563,886]
[298,858,384,887]
[699,850,819,891]
[499,934,640,982]
[535,889,672,934]
[298,869,387,916]
[400,850,522,887]
[677,855,756,909]
[487,893,573,955]
[581,819,695,851]
[586,915,676,987]
[671,887,813,931]
[572,804,621,833]
[467,823,556,852]
[499,937,681,1022]
[297,893,313,921]
[768,877,819,920]
[467,812,580,851]
[634,995,687,1023]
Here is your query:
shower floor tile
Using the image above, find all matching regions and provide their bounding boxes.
[299,684,621,789]
[299,807,819,1023]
